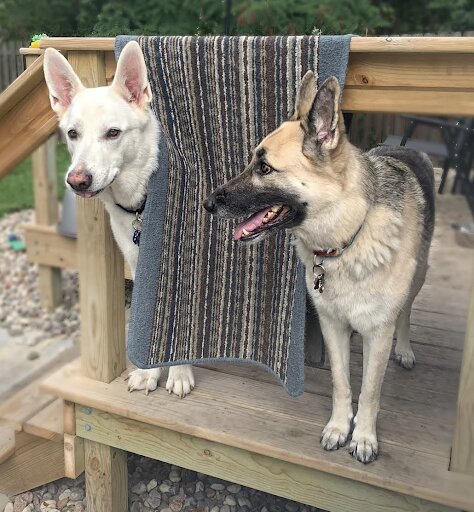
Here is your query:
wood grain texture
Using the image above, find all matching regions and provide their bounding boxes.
[37,36,474,54]
[63,401,76,435]
[64,433,85,479]
[23,223,132,279]
[0,432,64,496]
[76,408,467,512]
[451,267,474,475]
[42,361,474,510]
[0,427,15,464]
[84,439,127,512]
[23,399,63,443]
[32,134,62,309]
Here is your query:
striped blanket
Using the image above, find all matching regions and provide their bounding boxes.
[119,35,351,396]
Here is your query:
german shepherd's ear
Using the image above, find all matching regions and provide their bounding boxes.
[112,40,152,110]
[301,76,342,152]
[292,70,317,120]
[44,48,84,118]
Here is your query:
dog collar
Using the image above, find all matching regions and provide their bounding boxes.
[115,195,147,216]
[312,224,363,294]
[115,196,147,246]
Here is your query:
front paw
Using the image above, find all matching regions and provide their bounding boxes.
[320,412,353,451]
[394,345,416,369]
[348,427,379,463]
[127,368,161,395]
[166,365,195,398]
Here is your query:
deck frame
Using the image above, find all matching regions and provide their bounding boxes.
[0,36,472,510]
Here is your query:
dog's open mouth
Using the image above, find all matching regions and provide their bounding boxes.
[233,204,293,241]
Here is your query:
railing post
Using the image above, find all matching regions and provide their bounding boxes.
[25,54,62,310]
[67,49,128,512]
[451,265,474,475]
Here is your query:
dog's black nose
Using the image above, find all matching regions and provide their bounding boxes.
[67,167,92,191]
[203,196,216,213]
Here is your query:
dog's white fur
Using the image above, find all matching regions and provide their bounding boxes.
[44,42,194,397]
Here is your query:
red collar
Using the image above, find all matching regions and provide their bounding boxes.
[313,224,363,258]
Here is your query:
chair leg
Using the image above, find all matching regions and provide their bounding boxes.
[438,158,451,194]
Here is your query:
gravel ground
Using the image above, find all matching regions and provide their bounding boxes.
[4,456,322,512]
[1,210,322,512]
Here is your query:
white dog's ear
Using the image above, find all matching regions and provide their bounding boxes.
[44,48,84,118]
[292,70,317,121]
[113,41,152,109]
[302,76,342,151]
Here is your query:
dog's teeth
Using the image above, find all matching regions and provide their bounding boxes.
[271,205,281,212]
[242,228,250,236]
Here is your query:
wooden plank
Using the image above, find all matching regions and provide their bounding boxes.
[0,427,15,464]
[451,267,474,475]
[84,439,127,512]
[64,401,76,435]
[0,380,55,432]
[76,408,468,512]
[343,88,474,115]
[0,78,57,179]
[37,36,474,54]
[64,433,85,479]
[23,399,63,443]
[32,133,62,310]
[43,362,465,506]
[346,52,474,89]
[23,223,133,280]
[0,432,64,496]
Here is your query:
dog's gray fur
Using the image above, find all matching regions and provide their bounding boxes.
[205,72,434,463]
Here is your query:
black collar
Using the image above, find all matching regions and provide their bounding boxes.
[115,195,147,215]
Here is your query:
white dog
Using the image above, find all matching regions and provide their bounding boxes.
[44,41,195,397]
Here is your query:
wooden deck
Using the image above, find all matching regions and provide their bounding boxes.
[40,191,474,512]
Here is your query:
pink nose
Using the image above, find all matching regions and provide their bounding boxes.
[67,168,92,191]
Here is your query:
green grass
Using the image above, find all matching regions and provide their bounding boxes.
[0,144,70,218]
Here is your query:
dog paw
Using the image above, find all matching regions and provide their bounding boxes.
[320,422,351,451]
[348,429,379,463]
[127,368,161,395]
[394,346,416,369]
[166,365,195,398]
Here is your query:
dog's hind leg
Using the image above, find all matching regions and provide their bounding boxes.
[318,314,353,451]
[394,305,415,369]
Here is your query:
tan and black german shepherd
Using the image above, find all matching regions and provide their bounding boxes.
[204,72,435,463]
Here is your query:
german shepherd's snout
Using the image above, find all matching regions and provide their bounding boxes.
[204,71,435,463]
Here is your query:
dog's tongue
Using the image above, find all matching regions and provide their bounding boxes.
[233,207,272,240]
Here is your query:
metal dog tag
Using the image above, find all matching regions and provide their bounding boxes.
[313,263,325,293]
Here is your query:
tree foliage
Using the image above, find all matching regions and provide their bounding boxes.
[0,0,470,40]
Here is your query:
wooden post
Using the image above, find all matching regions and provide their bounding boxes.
[451,267,474,475]
[67,50,127,512]
[25,54,62,310]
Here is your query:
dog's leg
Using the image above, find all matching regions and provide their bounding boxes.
[166,365,195,398]
[319,314,353,451]
[394,305,415,369]
[349,323,395,463]
[127,368,162,395]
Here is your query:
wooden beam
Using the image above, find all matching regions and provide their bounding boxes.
[23,399,63,443]
[0,427,15,465]
[0,432,64,496]
[84,440,127,512]
[76,408,462,512]
[0,55,58,179]
[451,267,474,475]
[23,223,132,279]
[63,401,76,435]
[31,133,63,310]
[67,49,128,512]
[64,433,85,479]
[37,36,474,54]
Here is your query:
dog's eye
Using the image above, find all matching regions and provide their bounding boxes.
[106,128,121,139]
[67,129,78,140]
[260,163,273,175]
